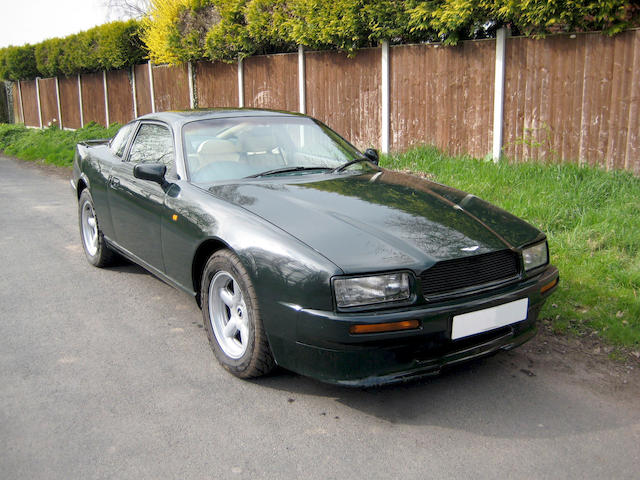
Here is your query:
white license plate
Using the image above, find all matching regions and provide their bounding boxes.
[451,298,529,340]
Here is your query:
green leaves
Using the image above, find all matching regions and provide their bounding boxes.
[0,20,146,81]
[0,45,38,81]
[1,1,638,79]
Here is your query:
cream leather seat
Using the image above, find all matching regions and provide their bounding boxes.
[195,139,241,170]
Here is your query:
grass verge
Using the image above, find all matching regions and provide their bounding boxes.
[382,146,640,351]
[0,123,121,167]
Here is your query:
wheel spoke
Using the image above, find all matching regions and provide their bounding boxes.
[223,317,238,338]
[238,322,249,346]
[231,280,242,303]
[219,288,235,308]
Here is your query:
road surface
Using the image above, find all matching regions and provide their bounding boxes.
[1,155,639,479]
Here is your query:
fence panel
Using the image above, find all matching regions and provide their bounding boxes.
[152,64,190,112]
[80,72,106,126]
[503,30,640,172]
[20,80,39,127]
[134,64,152,116]
[244,53,298,111]
[305,48,381,150]
[12,83,21,123]
[38,78,58,127]
[58,76,81,129]
[107,70,133,125]
[390,41,495,158]
[196,61,238,108]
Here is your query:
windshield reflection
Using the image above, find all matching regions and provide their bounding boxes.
[182,116,363,183]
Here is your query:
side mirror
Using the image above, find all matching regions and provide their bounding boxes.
[364,148,379,165]
[134,163,167,185]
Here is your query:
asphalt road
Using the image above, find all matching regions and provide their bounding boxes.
[1,155,639,480]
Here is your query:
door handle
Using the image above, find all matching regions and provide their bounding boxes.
[109,176,120,188]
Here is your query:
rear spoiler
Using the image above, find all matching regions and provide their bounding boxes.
[78,138,110,147]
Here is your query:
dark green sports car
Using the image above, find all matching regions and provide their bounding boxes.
[72,109,558,386]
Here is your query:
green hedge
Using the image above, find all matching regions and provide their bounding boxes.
[147,0,639,63]
[0,20,146,81]
[2,1,638,79]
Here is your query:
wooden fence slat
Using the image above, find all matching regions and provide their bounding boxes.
[195,61,238,108]
[243,53,298,112]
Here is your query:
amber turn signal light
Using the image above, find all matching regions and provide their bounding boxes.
[540,278,558,294]
[350,319,420,335]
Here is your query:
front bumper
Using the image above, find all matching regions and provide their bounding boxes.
[271,265,559,386]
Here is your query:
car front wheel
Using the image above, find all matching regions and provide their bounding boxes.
[201,250,275,378]
[78,189,116,267]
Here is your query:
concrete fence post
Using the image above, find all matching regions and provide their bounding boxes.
[148,61,156,113]
[238,58,244,108]
[492,27,507,162]
[103,71,110,126]
[298,45,306,114]
[55,77,63,129]
[381,40,390,154]
[188,61,195,109]
[131,66,138,118]
[17,80,25,124]
[77,74,84,128]
[35,78,43,128]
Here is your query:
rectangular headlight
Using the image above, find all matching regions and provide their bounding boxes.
[523,242,548,271]
[334,273,410,308]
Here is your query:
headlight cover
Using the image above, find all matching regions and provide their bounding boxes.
[523,241,549,271]
[334,273,411,308]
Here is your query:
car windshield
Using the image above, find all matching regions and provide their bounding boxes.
[182,116,364,183]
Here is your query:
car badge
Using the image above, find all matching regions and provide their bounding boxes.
[461,245,480,252]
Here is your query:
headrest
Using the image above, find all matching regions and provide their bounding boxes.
[197,139,239,156]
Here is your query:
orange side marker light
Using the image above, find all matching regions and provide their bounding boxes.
[350,320,420,335]
[540,278,558,294]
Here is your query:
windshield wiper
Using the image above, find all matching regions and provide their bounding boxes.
[245,166,332,178]
[331,157,371,173]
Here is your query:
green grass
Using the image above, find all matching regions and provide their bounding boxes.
[0,122,121,167]
[382,146,640,349]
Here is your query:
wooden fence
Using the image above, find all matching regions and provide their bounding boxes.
[10,29,640,174]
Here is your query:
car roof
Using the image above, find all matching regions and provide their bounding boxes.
[136,108,305,128]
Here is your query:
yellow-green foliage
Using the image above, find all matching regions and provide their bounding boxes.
[286,0,412,53]
[407,1,639,44]
[203,0,413,62]
[142,0,220,63]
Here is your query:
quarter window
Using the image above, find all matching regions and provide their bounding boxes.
[110,123,134,158]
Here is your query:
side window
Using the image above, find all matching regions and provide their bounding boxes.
[110,123,134,158]
[128,123,175,170]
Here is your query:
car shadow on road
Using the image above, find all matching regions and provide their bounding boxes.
[255,351,627,440]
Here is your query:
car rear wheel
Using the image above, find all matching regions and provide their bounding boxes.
[78,189,116,267]
[201,250,275,378]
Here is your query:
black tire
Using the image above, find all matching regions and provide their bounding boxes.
[201,250,275,378]
[78,189,116,268]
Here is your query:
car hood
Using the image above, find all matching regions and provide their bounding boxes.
[207,169,543,273]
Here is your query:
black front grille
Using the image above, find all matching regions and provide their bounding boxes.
[420,249,520,298]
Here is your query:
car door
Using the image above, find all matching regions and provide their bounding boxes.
[107,121,176,271]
